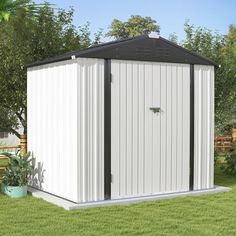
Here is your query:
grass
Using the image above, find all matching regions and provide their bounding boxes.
[0,167,235,236]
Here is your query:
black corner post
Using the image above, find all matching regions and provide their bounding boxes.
[190,64,194,191]
[104,59,111,200]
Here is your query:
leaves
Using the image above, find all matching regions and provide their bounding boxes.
[1,10,10,21]
[2,151,33,186]
[0,4,95,135]
[221,148,236,175]
[107,15,159,40]
[0,0,46,23]
[182,21,236,133]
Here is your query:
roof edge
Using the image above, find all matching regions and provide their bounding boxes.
[26,36,145,68]
[160,37,218,67]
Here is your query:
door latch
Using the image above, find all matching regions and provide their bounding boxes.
[150,107,161,113]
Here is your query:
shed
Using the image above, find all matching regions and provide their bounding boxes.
[27,32,215,204]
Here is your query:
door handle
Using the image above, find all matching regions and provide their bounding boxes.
[150,107,161,113]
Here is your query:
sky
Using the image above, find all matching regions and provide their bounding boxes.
[37,0,236,41]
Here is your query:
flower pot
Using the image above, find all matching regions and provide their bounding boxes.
[1,184,27,198]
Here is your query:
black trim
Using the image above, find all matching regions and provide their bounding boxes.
[27,35,218,68]
[104,59,111,200]
[190,64,194,191]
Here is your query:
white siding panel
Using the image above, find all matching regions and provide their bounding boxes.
[28,58,104,203]
[138,64,145,195]
[160,64,167,193]
[194,65,214,190]
[152,64,161,193]
[28,60,78,202]
[144,63,153,194]
[77,58,104,203]
[171,65,177,192]
[132,63,139,196]
[111,60,190,199]
[126,63,133,196]
[166,64,172,192]
[182,65,190,191]
[176,66,183,191]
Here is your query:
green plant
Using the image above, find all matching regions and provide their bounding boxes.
[222,148,236,175]
[0,0,46,23]
[0,4,96,137]
[2,152,32,186]
[214,149,220,165]
[107,15,159,40]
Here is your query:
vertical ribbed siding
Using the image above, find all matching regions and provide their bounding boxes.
[28,60,78,202]
[28,58,104,203]
[194,65,214,190]
[111,60,190,199]
[77,58,104,203]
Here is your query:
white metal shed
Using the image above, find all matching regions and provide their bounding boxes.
[27,32,216,204]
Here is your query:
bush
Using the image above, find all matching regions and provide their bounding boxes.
[222,148,236,175]
[2,152,32,186]
[214,149,220,165]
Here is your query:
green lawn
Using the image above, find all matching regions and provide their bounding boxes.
[0,168,236,236]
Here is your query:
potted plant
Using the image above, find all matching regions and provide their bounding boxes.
[1,152,32,198]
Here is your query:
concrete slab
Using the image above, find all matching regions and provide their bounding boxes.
[28,186,231,210]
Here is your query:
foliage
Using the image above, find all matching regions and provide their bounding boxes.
[222,24,236,68]
[214,149,220,165]
[0,4,96,137]
[0,0,44,22]
[168,32,178,44]
[182,21,236,132]
[219,25,236,129]
[220,122,236,135]
[221,148,236,175]
[2,151,32,186]
[107,15,159,40]
[93,28,104,45]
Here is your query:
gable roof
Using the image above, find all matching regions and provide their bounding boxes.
[27,34,218,68]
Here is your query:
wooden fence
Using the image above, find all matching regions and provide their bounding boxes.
[214,129,236,153]
[214,136,233,152]
[0,135,27,181]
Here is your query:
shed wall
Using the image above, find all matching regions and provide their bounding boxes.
[28,60,79,202]
[28,58,104,203]
[194,65,214,190]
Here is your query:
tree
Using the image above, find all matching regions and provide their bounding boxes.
[0,4,95,137]
[0,0,43,22]
[168,32,178,44]
[222,25,236,70]
[107,15,159,40]
[182,21,236,133]
[220,25,236,130]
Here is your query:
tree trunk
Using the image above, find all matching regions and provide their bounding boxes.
[10,128,21,139]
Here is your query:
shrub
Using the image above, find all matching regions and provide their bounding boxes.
[222,148,236,175]
[2,152,32,186]
[214,149,220,165]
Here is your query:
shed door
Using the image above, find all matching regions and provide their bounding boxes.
[110,60,190,199]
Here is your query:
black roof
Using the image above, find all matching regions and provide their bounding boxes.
[27,34,218,68]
